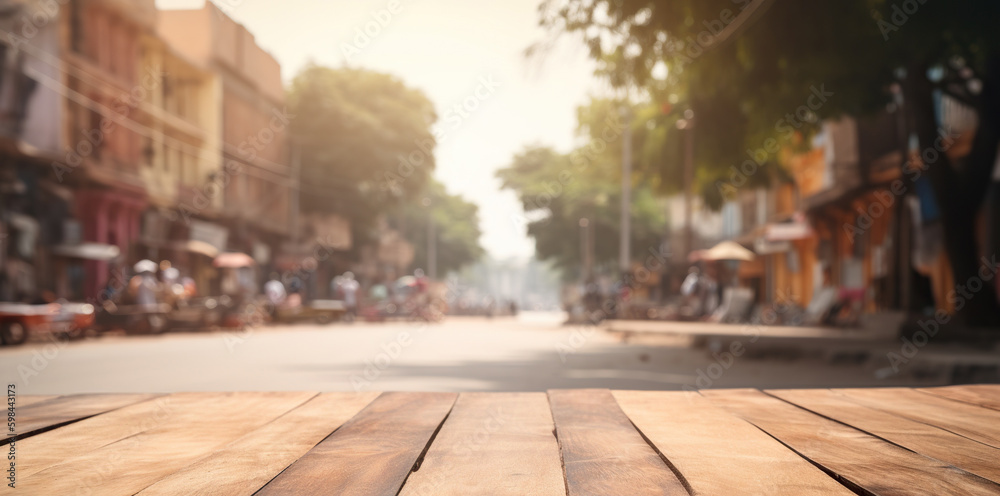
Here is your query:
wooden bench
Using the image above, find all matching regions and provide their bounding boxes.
[5,385,1000,494]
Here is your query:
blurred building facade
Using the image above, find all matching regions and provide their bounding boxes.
[159,2,297,290]
[0,0,319,302]
[1,0,160,301]
[654,95,994,324]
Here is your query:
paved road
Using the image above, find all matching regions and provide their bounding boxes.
[0,313,947,395]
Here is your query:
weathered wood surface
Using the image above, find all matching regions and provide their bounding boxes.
[4,393,159,443]
[6,385,1000,495]
[548,389,688,495]
[137,392,380,496]
[614,390,854,495]
[16,392,317,495]
[833,387,1000,448]
[703,388,1000,496]
[919,384,1000,411]
[769,388,1000,484]
[399,392,565,496]
[13,395,59,408]
[257,391,457,496]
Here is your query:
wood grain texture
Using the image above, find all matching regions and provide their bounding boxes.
[14,395,59,408]
[834,387,1000,449]
[703,389,1000,496]
[614,390,853,495]
[771,388,1000,484]
[12,387,1000,495]
[398,392,565,496]
[136,392,379,496]
[3,393,159,443]
[257,391,457,496]
[918,385,1000,412]
[15,393,179,479]
[548,389,688,496]
[13,391,316,495]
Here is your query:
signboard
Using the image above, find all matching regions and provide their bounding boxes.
[190,220,228,253]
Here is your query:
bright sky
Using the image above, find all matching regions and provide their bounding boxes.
[156,0,599,260]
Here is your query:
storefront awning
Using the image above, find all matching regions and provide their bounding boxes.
[170,239,220,258]
[699,241,756,262]
[754,238,792,255]
[51,243,121,261]
[214,252,256,268]
[765,221,814,241]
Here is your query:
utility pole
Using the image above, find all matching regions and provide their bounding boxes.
[290,142,302,245]
[619,105,632,274]
[891,82,910,311]
[424,197,437,279]
[579,218,592,281]
[428,218,437,279]
[678,110,695,258]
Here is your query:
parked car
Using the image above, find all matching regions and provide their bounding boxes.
[0,303,53,346]
[0,302,95,345]
[50,302,97,339]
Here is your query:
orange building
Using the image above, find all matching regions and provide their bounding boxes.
[791,112,921,318]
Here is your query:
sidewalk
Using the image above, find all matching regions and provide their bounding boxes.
[602,318,1000,383]
[602,319,894,343]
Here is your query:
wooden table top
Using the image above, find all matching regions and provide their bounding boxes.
[5,385,1000,495]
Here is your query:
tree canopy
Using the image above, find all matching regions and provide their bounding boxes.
[540,0,1000,325]
[539,0,1000,205]
[390,178,485,275]
[287,65,438,247]
[497,130,667,277]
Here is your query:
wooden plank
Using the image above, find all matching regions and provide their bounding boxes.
[15,391,316,495]
[257,392,457,496]
[703,389,1000,496]
[14,395,59,408]
[398,392,565,496]
[548,389,688,496]
[771,388,1000,484]
[16,394,178,479]
[919,385,1000,412]
[614,390,853,495]
[834,387,1000,449]
[4,393,160,444]
[136,392,379,496]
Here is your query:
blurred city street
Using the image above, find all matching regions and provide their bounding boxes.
[0,313,954,395]
[0,0,997,410]
[2,1,1000,494]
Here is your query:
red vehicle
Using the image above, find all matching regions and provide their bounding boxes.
[0,302,95,346]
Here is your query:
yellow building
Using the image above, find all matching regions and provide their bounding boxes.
[137,33,220,214]
[158,2,296,264]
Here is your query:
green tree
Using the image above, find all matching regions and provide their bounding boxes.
[287,64,438,250]
[541,0,1000,325]
[575,97,684,196]
[497,143,667,277]
[391,179,485,275]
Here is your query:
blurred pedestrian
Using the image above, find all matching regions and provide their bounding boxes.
[264,272,287,308]
[101,262,125,305]
[413,268,428,292]
[700,263,721,317]
[180,277,197,299]
[681,266,700,297]
[130,260,160,310]
[340,271,359,319]
[161,267,183,306]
